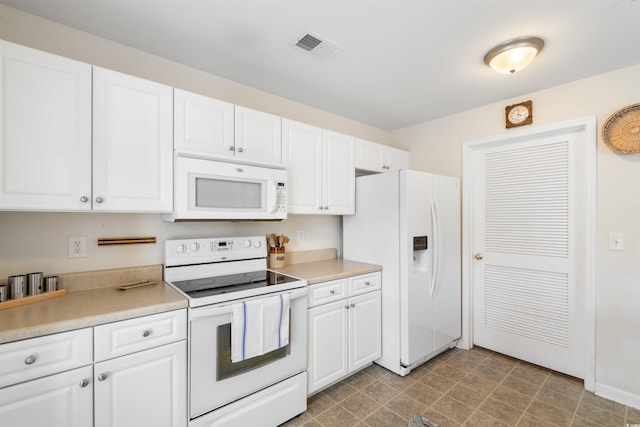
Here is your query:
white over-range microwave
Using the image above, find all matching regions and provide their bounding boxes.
[163,155,287,221]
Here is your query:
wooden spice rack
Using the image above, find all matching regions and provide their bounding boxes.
[0,289,67,311]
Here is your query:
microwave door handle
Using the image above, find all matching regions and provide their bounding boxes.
[267,180,277,213]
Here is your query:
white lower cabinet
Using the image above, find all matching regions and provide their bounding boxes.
[0,309,188,427]
[94,340,187,427]
[0,365,93,427]
[307,272,381,394]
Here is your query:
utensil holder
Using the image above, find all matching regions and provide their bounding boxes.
[269,247,285,269]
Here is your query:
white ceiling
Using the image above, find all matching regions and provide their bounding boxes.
[2,0,639,130]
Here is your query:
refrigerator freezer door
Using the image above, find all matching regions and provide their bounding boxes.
[399,170,435,367]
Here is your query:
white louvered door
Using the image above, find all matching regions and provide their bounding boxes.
[472,131,587,379]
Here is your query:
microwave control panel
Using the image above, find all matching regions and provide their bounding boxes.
[275,181,287,213]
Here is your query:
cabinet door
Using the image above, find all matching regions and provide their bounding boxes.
[323,130,355,215]
[95,340,187,427]
[0,365,93,427]
[386,146,410,170]
[283,119,323,214]
[93,67,173,212]
[174,88,234,157]
[235,106,282,164]
[0,40,92,211]
[307,300,348,394]
[348,291,382,372]
[354,138,385,173]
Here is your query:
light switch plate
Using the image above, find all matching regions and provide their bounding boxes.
[608,232,624,251]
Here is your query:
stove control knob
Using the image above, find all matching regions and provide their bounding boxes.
[253,240,262,248]
[190,242,201,252]
[176,244,187,254]
[243,240,252,248]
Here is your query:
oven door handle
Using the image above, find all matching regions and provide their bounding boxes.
[189,287,308,319]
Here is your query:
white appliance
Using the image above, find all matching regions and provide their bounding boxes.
[163,154,288,221]
[164,236,307,427]
[343,170,461,376]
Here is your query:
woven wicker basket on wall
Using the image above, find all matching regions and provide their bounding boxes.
[601,103,640,154]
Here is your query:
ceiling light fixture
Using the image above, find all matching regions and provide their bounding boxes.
[483,36,544,74]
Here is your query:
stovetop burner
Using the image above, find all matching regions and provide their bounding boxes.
[172,270,301,299]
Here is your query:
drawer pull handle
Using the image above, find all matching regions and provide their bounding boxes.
[364,281,370,286]
[345,305,350,310]
[329,290,335,295]
[79,378,90,388]
[24,355,37,365]
[350,303,355,308]
[98,373,108,382]
[142,329,152,338]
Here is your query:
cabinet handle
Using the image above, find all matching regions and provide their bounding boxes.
[237,147,244,153]
[344,305,350,310]
[329,290,335,295]
[24,355,37,365]
[95,196,104,204]
[142,329,152,338]
[79,378,90,388]
[350,303,355,308]
[80,196,89,203]
[98,373,108,382]
[228,146,235,151]
[323,206,329,210]
[364,281,370,286]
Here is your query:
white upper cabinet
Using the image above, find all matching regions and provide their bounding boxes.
[284,119,355,215]
[322,130,355,215]
[0,40,92,211]
[235,106,282,164]
[174,88,234,157]
[174,98,282,165]
[93,67,173,212]
[355,138,409,173]
[0,41,173,213]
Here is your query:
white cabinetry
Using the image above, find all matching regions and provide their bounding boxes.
[93,309,187,427]
[93,67,173,212]
[0,310,188,427]
[0,39,92,211]
[0,40,173,212]
[0,328,93,426]
[283,119,355,215]
[0,365,93,427]
[174,88,235,157]
[355,138,409,173]
[173,94,282,165]
[234,105,282,164]
[307,272,381,394]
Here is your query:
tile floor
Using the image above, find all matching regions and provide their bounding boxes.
[281,346,640,426]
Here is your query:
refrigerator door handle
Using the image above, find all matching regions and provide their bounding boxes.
[430,199,442,298]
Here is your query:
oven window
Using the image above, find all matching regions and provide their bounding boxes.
[196,178,262,209]
[216,324,289,381]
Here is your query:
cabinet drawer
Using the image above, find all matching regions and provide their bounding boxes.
[0,328,92,388]
[348,272,381,296]
[307,279,347,308]
[94,309,187,361]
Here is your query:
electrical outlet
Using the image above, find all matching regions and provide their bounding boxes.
[608,232,624,251]
[68,236,88,258]
[297,230,305,241]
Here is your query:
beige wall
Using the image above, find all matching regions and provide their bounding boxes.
[0,4,392,278]
[392,65,640,407]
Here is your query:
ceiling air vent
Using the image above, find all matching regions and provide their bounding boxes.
[290,31,343,60]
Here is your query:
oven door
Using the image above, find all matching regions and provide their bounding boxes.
[168,155,287,221]
[189,287,307,419]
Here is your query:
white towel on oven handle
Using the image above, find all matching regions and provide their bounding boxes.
[231,293,290,363]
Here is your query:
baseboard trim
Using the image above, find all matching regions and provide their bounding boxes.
[595,382,640,410]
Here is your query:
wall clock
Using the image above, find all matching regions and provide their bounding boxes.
[505,100,533,128]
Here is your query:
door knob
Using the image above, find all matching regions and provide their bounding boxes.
[474,253,484,260]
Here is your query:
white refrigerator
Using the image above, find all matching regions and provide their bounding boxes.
[343,169,461,376]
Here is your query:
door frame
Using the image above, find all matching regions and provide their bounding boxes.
[460,115,597,391]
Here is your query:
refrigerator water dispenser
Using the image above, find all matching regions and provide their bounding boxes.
[412,235,429,271]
